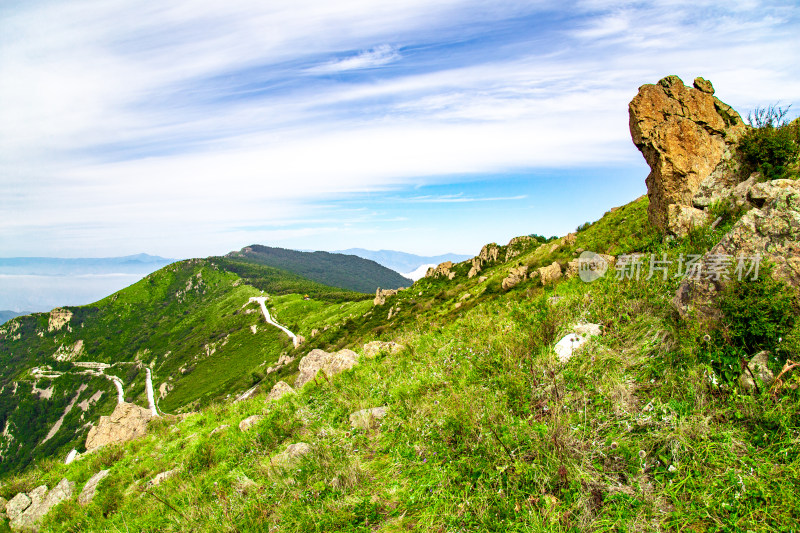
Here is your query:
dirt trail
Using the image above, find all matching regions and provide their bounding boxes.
[249,296,300,348]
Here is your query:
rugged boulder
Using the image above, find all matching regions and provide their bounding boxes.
[501,266,528,291]
[630,75,746,234]
[238,415,264,432]
[426,261,455,280]
[271,442,311,471]
[554,323,602,363]
[9,479,74,532]
[362,341,404,358]
[537,262,562,285]
[295,349,359,388]
[739,351,775,391]
[85,402,153,452]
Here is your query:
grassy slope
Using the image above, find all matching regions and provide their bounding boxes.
[0,259,372,476]
[2,194,797,531]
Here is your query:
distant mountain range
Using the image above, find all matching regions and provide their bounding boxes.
[0,310,26,325]
[0,254,173,275]
[333,248,471,277]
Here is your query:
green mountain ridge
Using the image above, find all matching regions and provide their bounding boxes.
[227,245,412,294]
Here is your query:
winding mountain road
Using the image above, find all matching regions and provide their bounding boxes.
[249,296,300,348]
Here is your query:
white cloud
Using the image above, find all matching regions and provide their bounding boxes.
[306,45,402,74]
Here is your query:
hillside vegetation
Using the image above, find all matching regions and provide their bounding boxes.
[226,245,412,294]
[2,192,798,532]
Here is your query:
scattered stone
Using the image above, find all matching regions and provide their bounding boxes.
[266,381,295,402]
[349,406,389,430]
[239,415,264,432]
[233,474,258,495]
[362,341,404,358]
[295,349,359,388]
[234,385,259,403]
[64,449,78,465]
[10,479,74,532]
[629,75,745,232]
[85,402,153,452]
[79,470,110,506]
[147,468,179,488]
[478,276,488,282]
[501,265,528,291]
[739,351,775,391]
[271,442,311,471]
[554,323,602,363]
[210,424,229,436]
[538,262,562,285]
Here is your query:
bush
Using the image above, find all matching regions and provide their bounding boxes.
[718,272,797,354]
[739,105,800,180]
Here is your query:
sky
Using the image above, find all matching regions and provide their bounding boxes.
[2,0,799,259]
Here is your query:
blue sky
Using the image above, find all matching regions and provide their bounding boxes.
[1,0,799,258]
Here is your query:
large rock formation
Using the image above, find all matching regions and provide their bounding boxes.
[295,349,359,388]
[629,75,746,234]
[374,288,399,306]
[501,266,528,291]
[85,402,153,452]
[78,470,110,506]
[426,261,455,280]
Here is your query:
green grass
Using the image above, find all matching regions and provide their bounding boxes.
[2,195,799,531]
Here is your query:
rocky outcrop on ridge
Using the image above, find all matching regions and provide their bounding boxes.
[374,288,399,306]
[85,402,153,452]
[6,479,74,532]
[630,75,746,234]
[426,261,455,280]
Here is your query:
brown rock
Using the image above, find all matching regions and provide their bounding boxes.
[362,341,403,358]
[693,77,715,94]
[501,266,528,291]
[85,402,153,452]
[667,204,712,237]
[239,415,264,432]
[295,349,359,388]
[538,262,562,285]
[629,75,745,232]
[266,381,295,402]
[374,288,399,306]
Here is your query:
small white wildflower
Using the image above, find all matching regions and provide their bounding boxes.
[668,464,677,472]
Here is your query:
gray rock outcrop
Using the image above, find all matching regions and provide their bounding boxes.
[537,262,562,285]
[374,288,399,306]
[9,479,74,532]
[739,351,775,391]
[501,266,528,291]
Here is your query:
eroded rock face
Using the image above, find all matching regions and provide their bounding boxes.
[629,75,745,233]
[295,349,359,388]
[85,402,153,452]
[426,261,455,280]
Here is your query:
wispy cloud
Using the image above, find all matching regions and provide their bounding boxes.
[405,194,527,203]
[306,45,402,74]
[1,0,798,258]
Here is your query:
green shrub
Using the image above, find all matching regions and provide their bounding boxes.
[738,106,799,180]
